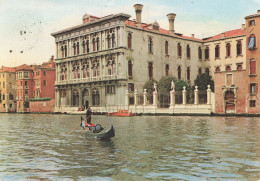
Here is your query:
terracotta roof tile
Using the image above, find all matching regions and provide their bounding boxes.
[0,66,16,73]
[125,20,202,41]
[16,64,33,71]
[203,28,246,41]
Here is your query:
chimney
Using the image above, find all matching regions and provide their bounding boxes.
[167,13,176,35]
[134,4,143,28]
[222,33,225,38]
[258,10,260,14]
[191,34,195,38]
[51,55,54,61]
[241,24,246,31]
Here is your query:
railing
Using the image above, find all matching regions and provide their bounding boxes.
[55,75,127,85]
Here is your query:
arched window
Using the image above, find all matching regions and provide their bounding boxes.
[73,43,76,55]
[248,34,256,50]
[92,38,96,51]
[205,47,209,59]
[83,41,86,53]
[206,68,210,75]
[187,45,190,58]
[237,64,242,70]
[93,66,97,77]
[178,66,181,80]
[128,60,133,77]
[64,45,67,57]
[165,64,169,76]
[96,37,99,51]
[226,66,231,71]
[148,37,153,53]
[86,40,90,53]
[128,33,132,49]
[87,66,90,77]
[61,46,64,58]
[107,35,111,49]
[250,59,256,75]
[237,41,242,55]
[77,42,79,55]
[215,45,220,58]
[226,43,231,57]
[97,64,100,76]
[112,34,116,48]
[83,66,86,78]
[148,62,153,79]
[215,67,220,72]
[187,67,190,81]
[177,43,182,57]
[108,64,112,75]
[165,41,168,55]
[198,47,202,59]
[112,63,116,75]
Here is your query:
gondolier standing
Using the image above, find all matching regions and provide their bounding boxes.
[86,107,92,124]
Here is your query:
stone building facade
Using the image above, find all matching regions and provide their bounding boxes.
[0,67,17,112]
[51,4,206,112]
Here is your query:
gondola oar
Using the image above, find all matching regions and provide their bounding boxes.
[66,115,90,135]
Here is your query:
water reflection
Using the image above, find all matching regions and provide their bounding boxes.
[0,114,260,180]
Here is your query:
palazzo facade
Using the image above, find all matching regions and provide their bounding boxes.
[51,4,205,111]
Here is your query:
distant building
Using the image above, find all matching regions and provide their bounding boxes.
[51,4,205,112]
[16,57,56,113]
[0,67,17,112]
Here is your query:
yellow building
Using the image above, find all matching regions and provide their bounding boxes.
[0,67,17,112]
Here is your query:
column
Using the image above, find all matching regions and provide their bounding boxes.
[207,85,211,105]
[79,88,82,107]
[143,89,147,106]
[119,26,124,47]
[56,42,59,59]
[170,90,175,107]
[125,90,129,106]
[194,85,199,105]
[134,89,138,105]
[153,91,157,106]
[182,86,187,105]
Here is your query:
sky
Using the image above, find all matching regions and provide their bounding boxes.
[0,0,260,67]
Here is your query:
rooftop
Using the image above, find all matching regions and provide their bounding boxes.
[203,28,246,41]
[0,66,16,73]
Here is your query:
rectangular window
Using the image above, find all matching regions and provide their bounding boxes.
[10,104,12,108]
[3,94,5,100]
[248,37,255,49]
[106,85,115,94]
[43,80,47,86]
[25,90,28,95]
[3,82,5,88]
[128,83,134,92]
[3,104,5,108]
[148,62,153,80]
[249,20,256,26]
[250,83,257,94]
[250,60,256,75]
[43,71,46,76]
[24,72,29,78]
[250,100,256,107]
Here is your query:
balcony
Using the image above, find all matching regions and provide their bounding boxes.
[55,74,127,85]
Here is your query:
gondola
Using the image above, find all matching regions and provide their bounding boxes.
[81,117,115,140]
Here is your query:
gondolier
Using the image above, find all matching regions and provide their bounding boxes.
[86,107,92,124]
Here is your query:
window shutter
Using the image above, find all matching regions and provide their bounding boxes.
[249,84,251,93]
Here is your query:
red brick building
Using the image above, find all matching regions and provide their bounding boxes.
[16,57,56,113]
[245,10,260,114]
[214,10,260,114]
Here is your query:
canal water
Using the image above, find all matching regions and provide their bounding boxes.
[0,114,260,180]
